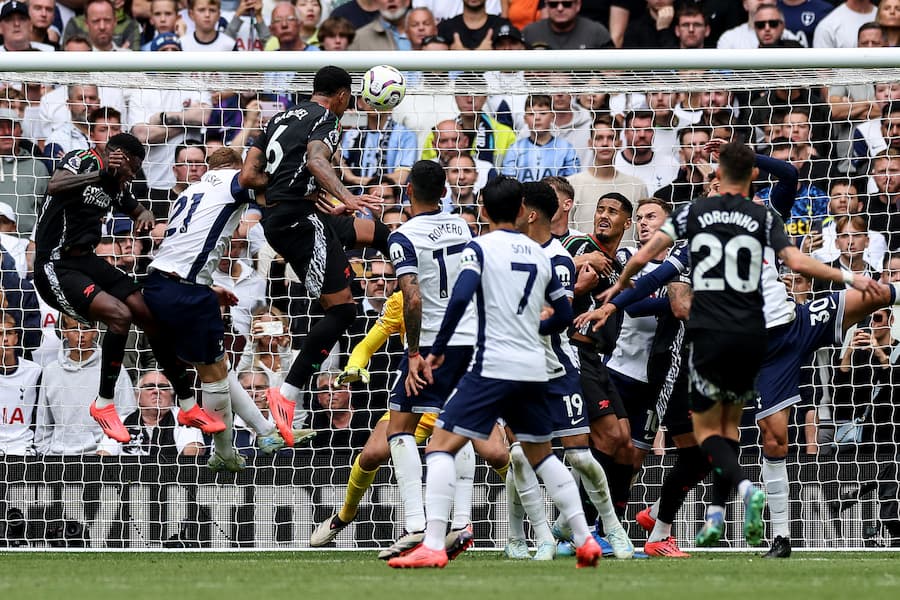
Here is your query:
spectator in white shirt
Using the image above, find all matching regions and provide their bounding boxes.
[211,231,267,338]
[613,109,680,194]
[0,311,42,455]
[814,0,877,48]
[34,315,135,456]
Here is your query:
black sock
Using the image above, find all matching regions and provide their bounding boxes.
[284,303,356,389]
[658,446,711,524]
[148,336,194,401]
[610,463,636,519]
[701,435,743,503]
[577,475,599,531]
[99,331,127,399]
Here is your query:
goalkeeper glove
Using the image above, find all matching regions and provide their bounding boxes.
[337,366,370,386]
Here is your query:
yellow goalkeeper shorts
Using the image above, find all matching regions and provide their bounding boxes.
[377,410,437,444]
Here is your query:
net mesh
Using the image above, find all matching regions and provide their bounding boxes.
[1,60,899,551]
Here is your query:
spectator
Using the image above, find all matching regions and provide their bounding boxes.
[883,250,900,281]
[423,119,495,190]
[269,0,321,47]
[501,94,579,181]
[330,0,380,29]
[813,178,887,273]
[453,205,481,236]
[811,215,881,297]
[719,0,770,48]
[0,202,28,276]
[232,369,300,457]
[754,3,804,47]
[505,0,541,30]
[96,371,204,460]
[853,92,900,166]
[126,80,211,193]
[28,0,60,49]
[673,88,741,131]
[63,0,141,51]
[236,305,294,389]
[452,92,516,167]
[646,90,681,156]
[349,0,412,50]
[365,178,403,212]
[623,0,678,48]
[748,84,831,157]
[88,106,123,155]
[180,0,236,51]
[444,153,480,211]
[318,16,357,50]
[1,1,53,51]
[567,115,647,233]
[414,0,502,22]
[147,142,208,219]
[339,94,417,188]
[212,231,267,338]
[866,149,900,250]
[673,3,709,49]
[223,0,271,51]
[0,237,41,352]
[310,370,371,450]
[523,0,612,49]
[42,84,101,169]
[140,0,180,50]
[0,108,49,240]
[653,126,713,207]
[877,0,900,46]
[548,74,593,169]
[405,6,436,49]
[614,109,680,194]
[779,0,834,47]
[438,0,510,49]
[359,254,396,316]
[0,311,41,455]
[484,24,529,131]
[381,205,407,231]
[265,1,319,51]
[814,0,877,48]
[34,315,135,456]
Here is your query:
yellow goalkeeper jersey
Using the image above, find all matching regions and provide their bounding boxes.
[347,291,436,443]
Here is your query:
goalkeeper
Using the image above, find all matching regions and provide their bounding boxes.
[310,290,509,555]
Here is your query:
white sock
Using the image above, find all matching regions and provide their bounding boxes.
[389,433,425,533]
[648,519,672,543]
[506,468,527,540]
[202,379,234,459]
[95,395,114,409]
[451,442,475,530]
[650,499,660,520]
[565,448,619,533]
[763,457,790,538]
[279,381,303,403]
[227,371,275,436]
[535,455,590,547]
[738,479,753,501]
[423,451,455,551]
[511,444,554,545]
[179,395,197,411]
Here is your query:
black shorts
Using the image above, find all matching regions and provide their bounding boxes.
[687,327,767,413]
[263,204,353,297]
[609,369,658,451]
[34,255,140,324]
[574,341,626,422]
[648,350,693,438]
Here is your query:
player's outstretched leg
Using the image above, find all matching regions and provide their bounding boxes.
[564,444,634,559]
[311,417,390,546]
[87,292,141,443]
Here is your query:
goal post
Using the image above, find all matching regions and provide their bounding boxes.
[1,49,900,551]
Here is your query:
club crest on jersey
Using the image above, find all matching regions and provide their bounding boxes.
[801,11,815,26]
[389,243,405,264]
[555,264,571,288]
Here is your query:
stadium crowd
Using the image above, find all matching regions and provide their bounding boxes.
[1,0,900,552]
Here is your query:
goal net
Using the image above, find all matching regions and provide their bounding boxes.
[1,50,899,551]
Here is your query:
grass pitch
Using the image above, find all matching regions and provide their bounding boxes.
[1,550,899,600]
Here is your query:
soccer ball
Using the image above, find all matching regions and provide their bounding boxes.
[361,65,406,111]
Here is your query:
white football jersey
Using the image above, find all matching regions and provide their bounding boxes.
[761,247,796,329]
[460,229,565,381]
[389,210,477,348]
[149,169,251,285]
[0,359,41,455]
[607,247,661,383]
[541,238,579,379]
